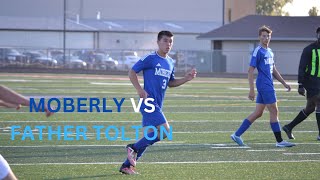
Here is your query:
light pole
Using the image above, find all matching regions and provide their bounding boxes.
[63,0,66,65]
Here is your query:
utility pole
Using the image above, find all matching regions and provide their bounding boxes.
[63,0,67,65]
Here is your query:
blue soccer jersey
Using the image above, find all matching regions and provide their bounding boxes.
[250,46,275,91]
[132,51,175,110]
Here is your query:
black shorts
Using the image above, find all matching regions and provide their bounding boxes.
[306,88,320,99]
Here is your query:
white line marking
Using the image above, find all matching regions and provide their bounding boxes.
[0,143,319,148]
[247,149,286,152]
[9,160,320,166]
[11,105,304,108]
[283,153,320,155]
[90,82,139,86]
[163,99,306,102]
[230,87,298,91]
[211,146,250,149]
[0,120,306,123]
[0,79,27,82]
[0,131,317,135]
[0,112,305,114]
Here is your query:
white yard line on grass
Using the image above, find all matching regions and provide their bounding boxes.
[283,153,320,155]
[90,82,136,86]
[0,120,297,123]
[9,160,320,166]
[247,149,286,152]
[1,143,319,148]
[230,87,299,91]
[0,130,317,135]
[4,105,303,108]
[211,146,250,149]
[0,111,303,114]
[163,99,305,102]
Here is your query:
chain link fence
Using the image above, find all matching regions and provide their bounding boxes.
[0,47,303,75]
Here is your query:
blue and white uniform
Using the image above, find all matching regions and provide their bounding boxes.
[132,51,175,126]
[250,45,276,104]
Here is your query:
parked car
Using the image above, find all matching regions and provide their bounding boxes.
[23,51,57,67]
[0,48,27,64]
[94,53,118,70]
[54,55,87,69]
[73,50,96,64]
[116,51,140,70]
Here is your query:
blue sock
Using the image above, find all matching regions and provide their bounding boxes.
[270,121,283,142]
[123,159,131,167]
[133,131,160,151]
[270,121,281,132]
[136,147,147,161]
[235,119,252,136]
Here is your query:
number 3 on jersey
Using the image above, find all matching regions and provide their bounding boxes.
[162,79,167,89]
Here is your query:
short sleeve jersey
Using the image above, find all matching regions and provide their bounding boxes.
[250,46,275,91]
[132,51,175,109]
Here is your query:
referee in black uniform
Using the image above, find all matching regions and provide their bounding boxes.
[283,26,320,141]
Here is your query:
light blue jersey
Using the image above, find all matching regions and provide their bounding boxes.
[132,51,175,110]
[250,45,275,92]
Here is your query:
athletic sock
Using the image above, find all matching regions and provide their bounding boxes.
[133,131,160,152]
[287,110,308,129]
[123,159,131,167]
[316,112,320,136]
[235,119,252,136]
[270,121,283,143]
[136,147,147,161]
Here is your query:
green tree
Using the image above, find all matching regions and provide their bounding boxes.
[256,0,293,16]
[308,6,318,16]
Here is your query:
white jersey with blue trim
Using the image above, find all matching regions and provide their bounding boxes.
[250,45,275,91]
[132,51,175,109]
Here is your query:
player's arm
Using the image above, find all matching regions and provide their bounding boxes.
[128,69,148,99]
[0,100,20,109]
[0,85,52,116]
[248,66,255,101]
[168,69,196,87]
[272,66,291,92]
[296,47,310,96]
[298,47,309,84]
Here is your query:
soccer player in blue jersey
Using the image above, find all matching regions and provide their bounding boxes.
[119,30,197,175]
[231,26,295,147]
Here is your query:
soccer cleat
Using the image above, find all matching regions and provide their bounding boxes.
[317,136,320,141]
[126,144,137,167]
[276,140,296,147]
[282,125,295,139]
[119,165,138,175]
[231,133,246,146]
[131,166,139,175]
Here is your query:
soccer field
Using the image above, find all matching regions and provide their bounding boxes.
[0,73,319,179]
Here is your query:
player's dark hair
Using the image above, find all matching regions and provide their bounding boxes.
[158,31,174,41]
[259,25,272,36]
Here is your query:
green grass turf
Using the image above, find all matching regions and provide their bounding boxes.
[0,73,319,179]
